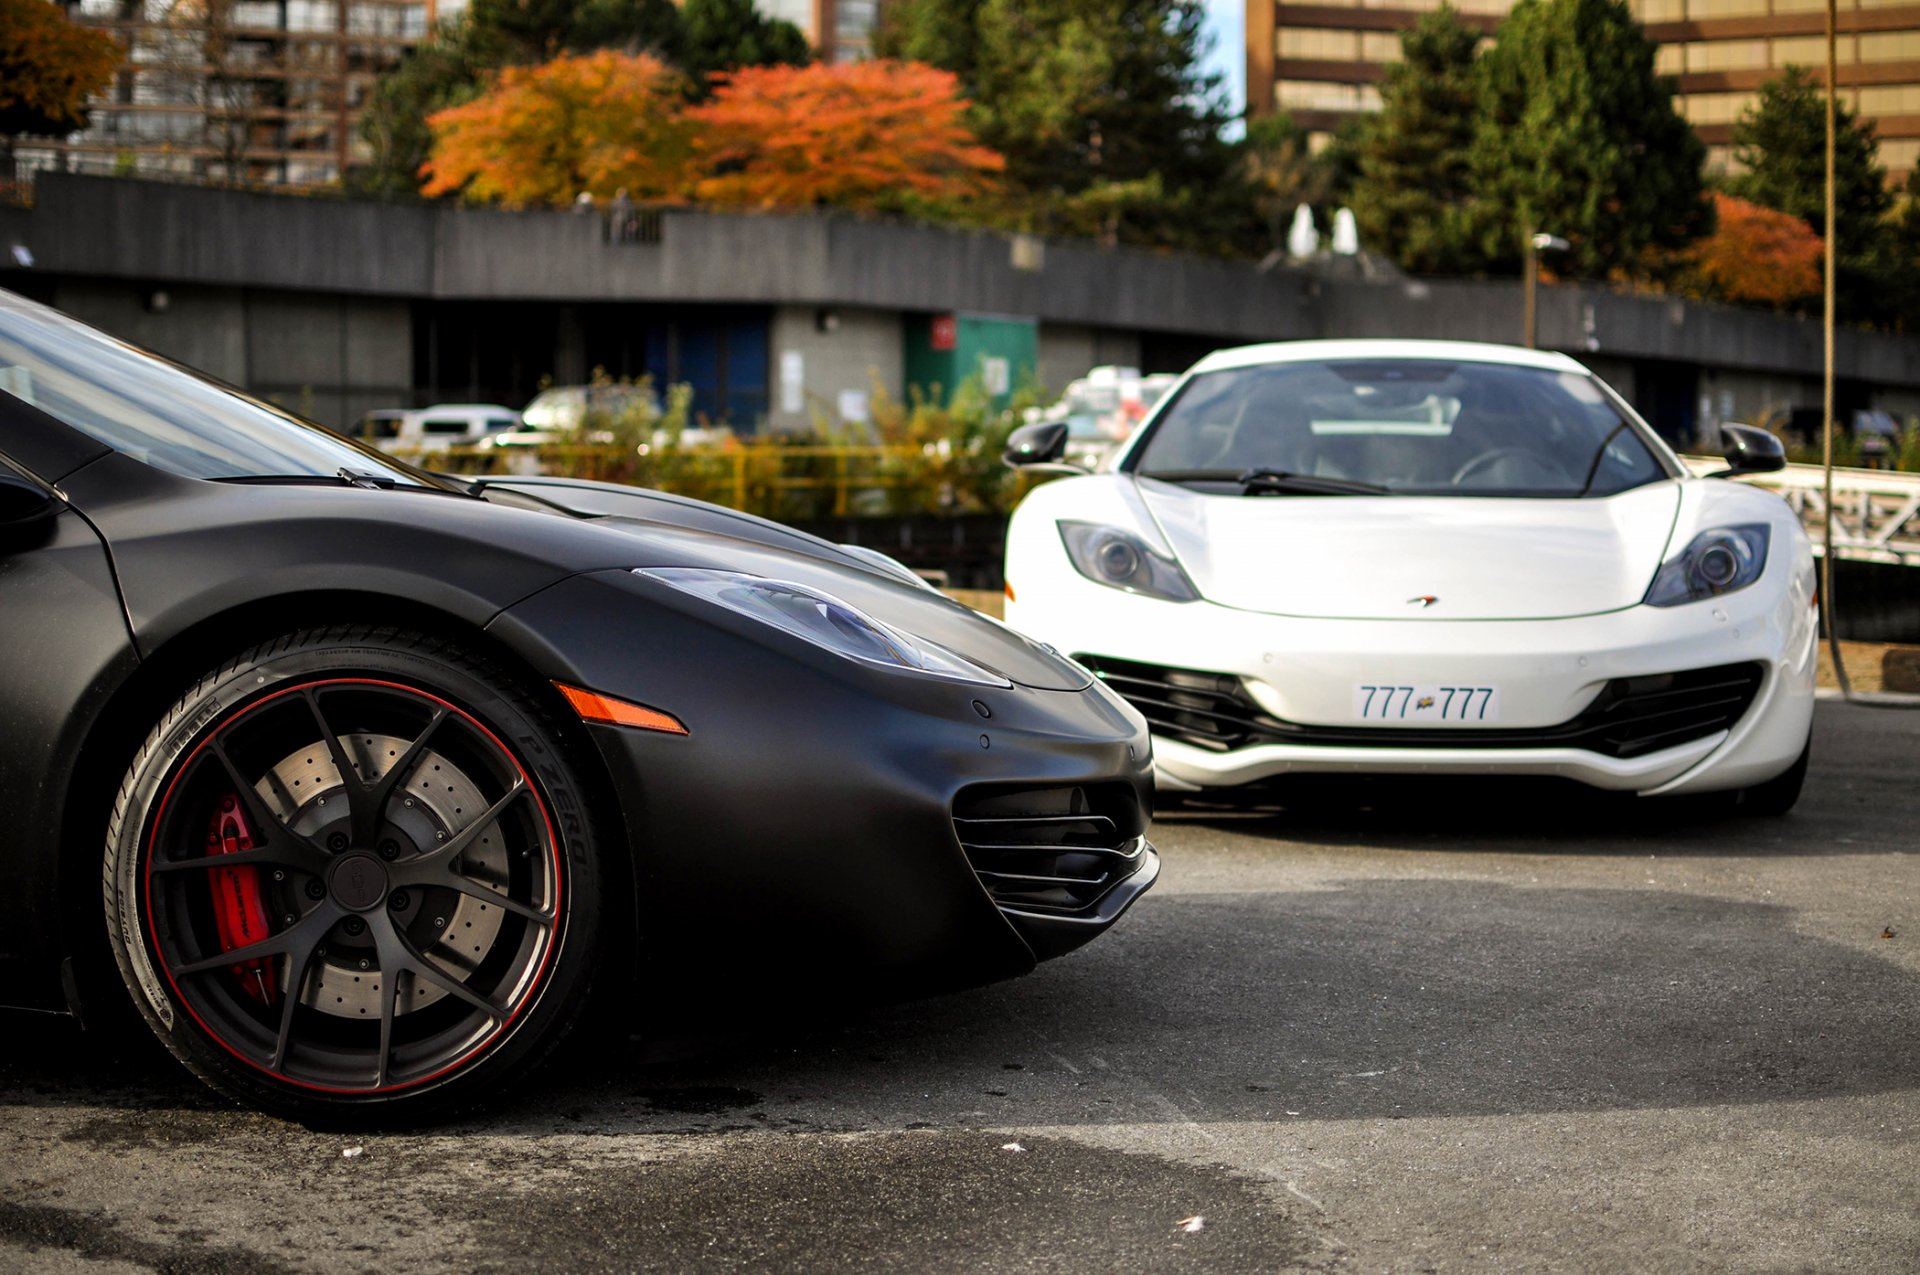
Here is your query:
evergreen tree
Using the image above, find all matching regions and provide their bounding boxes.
[351,28,486,198]
[1471,0,1710,280]
[871,0,985,78]
[1728,66,1890,262]
[870,0,1249,253]
[1350,6,1485,274]
[678,0,812,93]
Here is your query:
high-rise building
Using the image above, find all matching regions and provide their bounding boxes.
[24,0,440,187]
[1246,0,1920,177]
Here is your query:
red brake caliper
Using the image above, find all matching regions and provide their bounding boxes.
[206,795,279,1004]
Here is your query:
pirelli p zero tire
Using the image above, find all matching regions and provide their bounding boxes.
[104,627,603,1125]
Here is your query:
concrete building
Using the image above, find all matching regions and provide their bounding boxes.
[2,173,1917,444]
[1246,0,1920,177]
[26,0,439,187]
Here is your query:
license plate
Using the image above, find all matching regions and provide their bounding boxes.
[1353,684,1500,723]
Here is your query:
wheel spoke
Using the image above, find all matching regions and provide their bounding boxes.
[372,912,508,1024]
[205,740,330,875]
[304,690,452,848]
[436,873,553,926]
[391,780,528,882]
[173,903,338,977]
[303,689,377,845]
[365,707,449,840]
[376,965,401,1088]
[269,936,319,1072]
[152,846,301,876]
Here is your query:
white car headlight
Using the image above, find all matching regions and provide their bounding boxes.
[1058,521,1197,602]
[637,568,1011,686]
[1644,525,1770,607]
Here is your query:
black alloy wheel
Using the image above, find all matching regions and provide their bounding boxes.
[106,628,603,1123]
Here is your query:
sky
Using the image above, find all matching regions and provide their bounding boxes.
[1199,0,1247,120]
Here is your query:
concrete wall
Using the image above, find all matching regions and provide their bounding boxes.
[1317,277,1920,389]
[767,305,902,433]
[9,174,1313,342]
[51,279,411,428]
[7,174,1920,427]
[52,280,252,386]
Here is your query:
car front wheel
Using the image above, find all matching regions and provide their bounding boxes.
[104,627,603,1124]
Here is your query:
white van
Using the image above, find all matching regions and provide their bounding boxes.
[363,404,521,451]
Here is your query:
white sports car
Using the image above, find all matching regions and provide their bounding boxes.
[1002,341,1818,813]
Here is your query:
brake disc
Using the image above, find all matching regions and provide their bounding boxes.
[254,733,508,1019]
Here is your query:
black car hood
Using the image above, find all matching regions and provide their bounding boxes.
[477,475,1092,693]
[589,518,1090,692]
[59,459,1086,693]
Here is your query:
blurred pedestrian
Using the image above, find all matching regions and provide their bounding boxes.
[610,188,634,244]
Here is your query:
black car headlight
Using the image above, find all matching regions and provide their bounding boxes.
[1058,521,1197,602]
[1644,525,1770,607]
[637,568,1011,686]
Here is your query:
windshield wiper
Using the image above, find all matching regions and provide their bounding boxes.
[213,470,462,495]
[1139,467,1391,495]
[1575,423,1629,497]
[337,466,396,489]
[1237,467,1391,496]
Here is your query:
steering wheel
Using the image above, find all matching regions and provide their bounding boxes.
[1451,447,1554,486]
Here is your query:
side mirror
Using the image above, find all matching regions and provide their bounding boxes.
[1719,423,1786,476]
[0,467,59,529]
[1003,420,1070,468]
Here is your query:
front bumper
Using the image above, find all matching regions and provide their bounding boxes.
[490,570,1158,997]
[1008,578,1817,796]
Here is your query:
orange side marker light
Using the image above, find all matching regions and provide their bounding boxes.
[554,683,689,735]
[1005,581,1016,603]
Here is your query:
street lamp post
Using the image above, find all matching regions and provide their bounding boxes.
[1523,231,1570,350]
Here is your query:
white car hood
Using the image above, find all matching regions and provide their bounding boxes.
[1136,478,1683,620]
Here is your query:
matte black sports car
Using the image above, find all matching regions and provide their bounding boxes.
[0,290,1158,1122]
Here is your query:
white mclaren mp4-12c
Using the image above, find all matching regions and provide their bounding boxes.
[1001,340,1816,814]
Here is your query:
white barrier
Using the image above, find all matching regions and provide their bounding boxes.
[1683,457,1920,566]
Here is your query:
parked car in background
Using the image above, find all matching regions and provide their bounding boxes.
[487,384,660,446]
[1025,366,1180,470]
[1002,339,1816,814]
[355,408,408,442]
[354,405,519,451]
[400,404,520,449]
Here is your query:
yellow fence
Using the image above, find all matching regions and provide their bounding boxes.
[390,441,1029,520]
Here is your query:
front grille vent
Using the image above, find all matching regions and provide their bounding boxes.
[1073,654,1766,761]
[954,783,1145,915]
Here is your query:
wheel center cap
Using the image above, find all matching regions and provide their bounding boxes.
[329,853,390,912]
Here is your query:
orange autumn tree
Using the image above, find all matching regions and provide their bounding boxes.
[689,60,1003,212]
[1685,192,1823,308]
[421,50,694,208]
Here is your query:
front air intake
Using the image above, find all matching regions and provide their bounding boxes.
[953,783,1147,915]
[1073,654,1766,760]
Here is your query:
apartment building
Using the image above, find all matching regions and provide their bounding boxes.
[24,0,439,186]
[1247,0,1920,176]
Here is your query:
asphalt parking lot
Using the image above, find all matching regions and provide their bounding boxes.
[3,697,1916,1274]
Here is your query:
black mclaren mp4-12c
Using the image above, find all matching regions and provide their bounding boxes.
[0,290,1158,1122]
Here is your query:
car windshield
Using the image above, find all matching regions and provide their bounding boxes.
[0,291,450,488]
[1128,359,1671,498]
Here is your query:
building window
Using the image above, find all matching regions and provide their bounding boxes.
[1278,29,1362,60]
